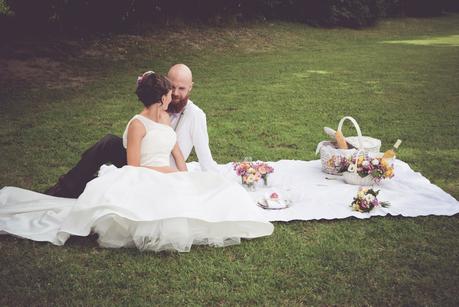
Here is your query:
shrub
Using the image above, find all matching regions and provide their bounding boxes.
[0,0,12,15]
[2,0,457,36]
[400,0,445,17]
[311,0,380,27]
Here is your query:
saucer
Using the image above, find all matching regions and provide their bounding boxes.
[257,192,291,210]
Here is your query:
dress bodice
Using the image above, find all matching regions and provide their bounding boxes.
[122,114,176,167]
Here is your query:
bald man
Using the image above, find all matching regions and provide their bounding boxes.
[45,64,218,198]
[167,64,218,172]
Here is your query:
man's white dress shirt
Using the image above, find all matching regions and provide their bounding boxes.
[169,100,218,172]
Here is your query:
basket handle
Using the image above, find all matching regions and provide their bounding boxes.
[348,149,366,174]
[337,116,364,150]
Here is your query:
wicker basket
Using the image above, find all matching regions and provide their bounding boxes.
[342,172,375,186]
[342,164,377,186]
[316,116,380,175]
[316,142,356,175]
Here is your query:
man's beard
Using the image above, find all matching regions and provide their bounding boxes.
[167,96,188,114]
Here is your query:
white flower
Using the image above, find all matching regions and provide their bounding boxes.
[365,194,375,202]
[362,161,370,167]
[371,159,379,166]
[246,174,256,184]
[357,188,367,198]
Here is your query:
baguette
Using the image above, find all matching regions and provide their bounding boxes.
[335,130,348,149]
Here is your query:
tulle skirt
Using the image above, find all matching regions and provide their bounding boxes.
[0,166,273,252]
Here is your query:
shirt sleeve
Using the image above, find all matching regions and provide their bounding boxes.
[192,110,219,172]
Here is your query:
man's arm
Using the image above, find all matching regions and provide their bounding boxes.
[192,111,219,172]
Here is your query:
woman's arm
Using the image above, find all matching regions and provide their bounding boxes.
[144,165,178,173]
[171,143,188,172]
[126,119,146,166]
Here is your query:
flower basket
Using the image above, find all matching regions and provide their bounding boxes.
[343,151,394,186]
[342,172,376,186]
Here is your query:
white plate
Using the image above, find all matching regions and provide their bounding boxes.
[257,192,291,210]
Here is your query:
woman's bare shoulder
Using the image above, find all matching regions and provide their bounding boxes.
[128,118,146,135]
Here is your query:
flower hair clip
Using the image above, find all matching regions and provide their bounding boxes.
[136,70,155,86]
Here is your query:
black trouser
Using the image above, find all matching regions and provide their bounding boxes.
[61,134,127,197]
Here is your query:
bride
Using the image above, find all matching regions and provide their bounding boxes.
[0,71,273,252]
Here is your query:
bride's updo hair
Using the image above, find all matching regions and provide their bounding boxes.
[135,71,172,107]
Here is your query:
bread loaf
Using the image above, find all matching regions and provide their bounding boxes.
[335,130,348,149]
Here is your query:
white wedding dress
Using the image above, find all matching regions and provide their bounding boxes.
[0,115,273,252]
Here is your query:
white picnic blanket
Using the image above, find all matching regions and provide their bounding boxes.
[196,159,459,221]
[1,159,457,247]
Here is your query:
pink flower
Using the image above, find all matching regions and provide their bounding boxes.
[234,161,274,185]
[258,165,267,175]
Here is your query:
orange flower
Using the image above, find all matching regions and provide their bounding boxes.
[381,158,389,168]
[384,168,394,178]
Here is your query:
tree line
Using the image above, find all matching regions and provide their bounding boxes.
[1,0,458,36]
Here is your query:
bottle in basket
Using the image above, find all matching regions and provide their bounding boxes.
[382,139,402,160]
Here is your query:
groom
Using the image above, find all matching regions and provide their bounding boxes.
[45,64,218,198]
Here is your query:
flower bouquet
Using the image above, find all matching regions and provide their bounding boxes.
[351,187,390,213]
[233,161,274,190]
[252,161,274,186]
[343,153,394,186]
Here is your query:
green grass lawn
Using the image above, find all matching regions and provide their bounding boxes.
[1,14,459,305]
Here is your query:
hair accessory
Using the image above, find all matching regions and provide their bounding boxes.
[136,70,155,86]
[143,70,155,77]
